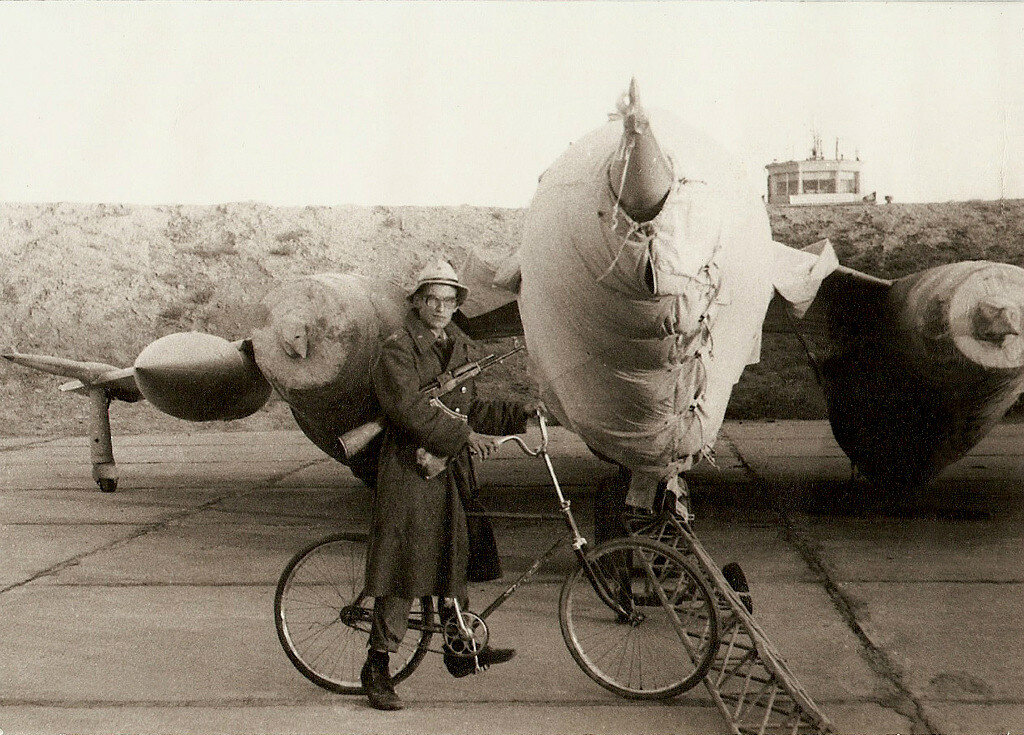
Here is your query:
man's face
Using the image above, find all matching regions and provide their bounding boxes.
[413,283,459,331]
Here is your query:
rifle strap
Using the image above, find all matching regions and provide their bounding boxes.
[429,396,468,422]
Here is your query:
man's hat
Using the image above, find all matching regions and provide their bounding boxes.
[408,259,469,304]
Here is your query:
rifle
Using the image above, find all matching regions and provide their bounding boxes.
[337,344,525,461]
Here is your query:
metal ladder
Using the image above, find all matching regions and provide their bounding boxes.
[630,511,837,735]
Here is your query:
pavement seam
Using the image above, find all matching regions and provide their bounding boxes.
[0,459,324,596]
[0,437,62,453]
[267,458,340,486]
[720,430,942,735]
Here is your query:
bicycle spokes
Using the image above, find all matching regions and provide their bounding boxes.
[275,533,433,693]
[560,536,719,699]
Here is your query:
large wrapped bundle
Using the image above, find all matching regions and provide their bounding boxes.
[518,109,832,497]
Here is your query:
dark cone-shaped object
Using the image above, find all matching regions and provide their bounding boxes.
[722,562,754,614]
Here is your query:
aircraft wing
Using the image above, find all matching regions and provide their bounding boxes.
[3,268,522,494]
[763,248,892,339]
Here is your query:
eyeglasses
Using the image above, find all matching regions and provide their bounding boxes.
[422,295,459,310]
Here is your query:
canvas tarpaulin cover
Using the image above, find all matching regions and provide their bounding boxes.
[506,110,838,504]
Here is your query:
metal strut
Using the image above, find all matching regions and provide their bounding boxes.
[628,511,836,735]
[88,387,118,492]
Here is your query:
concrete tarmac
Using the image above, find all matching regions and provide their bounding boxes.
[1,421,1022,734]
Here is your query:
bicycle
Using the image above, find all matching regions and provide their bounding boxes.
[274,415,720,700]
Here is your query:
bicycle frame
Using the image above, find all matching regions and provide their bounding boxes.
[476,417,637,626]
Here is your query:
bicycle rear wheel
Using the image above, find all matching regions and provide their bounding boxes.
[560,536,719,699]
[274,532,433,693]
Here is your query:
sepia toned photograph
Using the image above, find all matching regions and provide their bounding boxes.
[1,2,1023,733]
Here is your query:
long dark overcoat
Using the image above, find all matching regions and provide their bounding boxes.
[365,310,528,600]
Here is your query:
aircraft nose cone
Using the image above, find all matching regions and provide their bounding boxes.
[972,299,1022,344]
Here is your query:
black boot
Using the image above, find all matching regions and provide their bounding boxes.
[361,649,403,710]
[444,646,516,678]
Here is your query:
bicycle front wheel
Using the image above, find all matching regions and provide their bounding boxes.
[274,532,433,693]
[560,536,719,699]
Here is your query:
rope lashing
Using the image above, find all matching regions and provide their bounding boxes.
[608,134,636,234]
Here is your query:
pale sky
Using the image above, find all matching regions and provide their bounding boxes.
[1,1,1022,206]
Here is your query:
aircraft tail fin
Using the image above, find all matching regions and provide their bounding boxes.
[3,352,143,402]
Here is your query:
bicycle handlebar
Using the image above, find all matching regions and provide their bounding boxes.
[493,411,549,457]
[494,434,540,456]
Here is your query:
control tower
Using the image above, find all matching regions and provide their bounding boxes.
[766,134,863,205]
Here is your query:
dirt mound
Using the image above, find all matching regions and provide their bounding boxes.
[2,199,1023,435]
[770,199,1024,276]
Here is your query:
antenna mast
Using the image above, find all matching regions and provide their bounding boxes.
[810,129,823,160]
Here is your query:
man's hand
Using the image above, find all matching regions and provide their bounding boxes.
[467,432,501,460]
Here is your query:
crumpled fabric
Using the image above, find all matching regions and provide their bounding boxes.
[515,109,837,505]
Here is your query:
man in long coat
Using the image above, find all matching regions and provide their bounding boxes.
[361,260,533,711]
